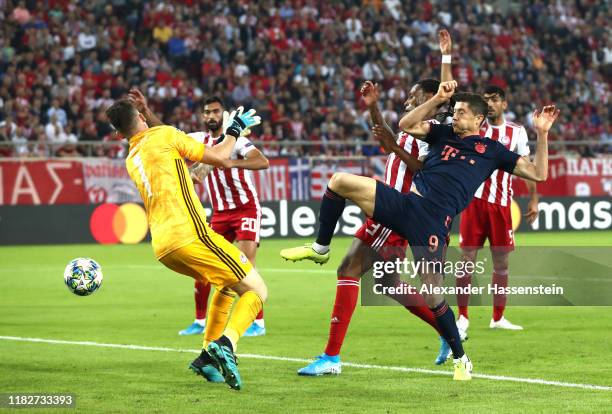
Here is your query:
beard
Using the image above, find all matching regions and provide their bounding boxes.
[206,120,221,132]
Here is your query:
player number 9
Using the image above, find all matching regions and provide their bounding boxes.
[428,235,439,252]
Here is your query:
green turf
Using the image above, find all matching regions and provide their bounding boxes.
[1,232,611,413]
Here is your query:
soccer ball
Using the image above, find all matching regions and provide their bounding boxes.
[63,258,103,296]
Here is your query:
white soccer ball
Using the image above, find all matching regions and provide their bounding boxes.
[63,258,103,296]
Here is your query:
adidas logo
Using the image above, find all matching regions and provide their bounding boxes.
[331,317,340,323]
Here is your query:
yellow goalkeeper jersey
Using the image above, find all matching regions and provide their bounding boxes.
[125,125,206,259]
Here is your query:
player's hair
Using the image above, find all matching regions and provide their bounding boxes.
[105,99,138,136]
[417,78,440,95]
[203,96,224,108]
[453,92,488,124]
[483,85,506,100]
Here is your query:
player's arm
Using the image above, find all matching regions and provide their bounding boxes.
[200,135,238,169]
[228,146,270,170]
[128,88,163,127]
[439,29,453,83]
[200,107,262,168]
[511,105,560,182]
[361,81,387,130]
[360,80,423,171]
[372,125,423,172]
[398,81,456,138]
[522,174,539,224]
[360,81,394,151]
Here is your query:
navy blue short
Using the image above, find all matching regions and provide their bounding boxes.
[372,181,452,262]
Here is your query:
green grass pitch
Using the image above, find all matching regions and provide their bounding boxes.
[1,232,611,413]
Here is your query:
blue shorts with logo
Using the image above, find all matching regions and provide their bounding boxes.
[372,181,452,263]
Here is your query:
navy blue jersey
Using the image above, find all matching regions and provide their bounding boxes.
[412,124,520,216]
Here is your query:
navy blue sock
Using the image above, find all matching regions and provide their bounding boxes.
[315,187,346,246]
[431,301,464,359]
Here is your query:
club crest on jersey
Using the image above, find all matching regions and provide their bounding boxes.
[499,135,510,145]
[475,143,487,154]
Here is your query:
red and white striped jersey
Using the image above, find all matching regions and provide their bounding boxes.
[474,120,530,206]
[188,131,260,211]
[383,130,430,192]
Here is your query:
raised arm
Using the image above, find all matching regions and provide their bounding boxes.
[439,29,453,83]
[361,81,394,145]
[128,88,163,127]
[512,105,560,182]
[522,176,539,224]
[201,107,261,168]
[372,124,423,173]
[228,147,270,170]
[398,80,456,138]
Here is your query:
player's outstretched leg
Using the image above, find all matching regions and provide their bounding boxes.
[298,239,373,376]
[208,269,268,390]
[179,281,211,335]
[281,173,376,264]
[243,310,265,336]
[420,271,472,380]
[236,240,266,337]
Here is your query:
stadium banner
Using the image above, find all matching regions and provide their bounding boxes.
[512,156,612,197]
[0,160,86,205]
[0,197,609,246]
[1,157,610,205]
[81,158,140,204]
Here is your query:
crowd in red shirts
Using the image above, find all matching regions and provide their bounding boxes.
[0,0,609,158]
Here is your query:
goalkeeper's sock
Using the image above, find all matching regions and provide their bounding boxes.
[203,288,235,348]
[224,291,264,350]
[315,188,346,248]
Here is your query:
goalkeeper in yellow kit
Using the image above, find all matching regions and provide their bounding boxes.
[105,99,267,390]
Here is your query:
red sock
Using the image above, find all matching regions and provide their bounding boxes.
[194,281,212,320]
[456,272,472,319]
[255,309,264,320]
[392,280,440,335]
[324,276,360,356]
[492,270,508,321]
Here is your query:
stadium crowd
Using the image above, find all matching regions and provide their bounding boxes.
[0,0,610,158]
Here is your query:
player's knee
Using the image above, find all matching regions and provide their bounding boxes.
[492,254,509,271]
[328,172,348,192]
[246,268,268,302]
[461,249,478,262]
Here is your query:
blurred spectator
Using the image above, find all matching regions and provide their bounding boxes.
[0,0,608,159]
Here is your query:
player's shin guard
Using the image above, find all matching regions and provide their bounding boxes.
[431,301,464,359]
[324,276,360,356]
[203,289,236,348]
[224,291,264,350]
[195,281,212,320]
[492,269,508,321]
[315,188,346,248]
[456,273,472,319]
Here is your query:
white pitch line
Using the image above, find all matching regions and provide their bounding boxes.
[0,336,610,392]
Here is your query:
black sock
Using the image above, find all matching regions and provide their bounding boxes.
[315,187,346,246]
[431,301,464,359]
[217,335,234,352]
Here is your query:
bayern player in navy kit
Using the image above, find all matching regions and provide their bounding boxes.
[296,30,460,376]
[282,80,559,380]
